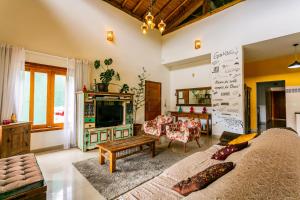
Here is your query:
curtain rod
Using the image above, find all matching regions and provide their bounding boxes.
[25,50,69,62]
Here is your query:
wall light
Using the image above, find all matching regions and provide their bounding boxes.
[107,31,114,42]
[195,40,201,49]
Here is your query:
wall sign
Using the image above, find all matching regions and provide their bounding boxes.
[211,47,244,134]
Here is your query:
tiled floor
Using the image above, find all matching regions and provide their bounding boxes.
[36,135,218,200]
[36,149,105,200]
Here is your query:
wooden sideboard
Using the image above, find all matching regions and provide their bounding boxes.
[0,122,31,158]
[169,112,212,135]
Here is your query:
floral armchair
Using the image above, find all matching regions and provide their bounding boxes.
[143,115,174,137]
[166,119,201,152]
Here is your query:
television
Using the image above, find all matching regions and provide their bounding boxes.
[96,101,123,128]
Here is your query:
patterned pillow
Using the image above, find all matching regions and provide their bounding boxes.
[172,162,235,196]
[218,131,241,145]
[211,142,248,160]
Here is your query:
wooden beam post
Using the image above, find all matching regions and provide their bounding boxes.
[122,0,129,8]
[164,0,189,22]
[132,0,145,13]
[167,0,205,30]
[102,0,143,21]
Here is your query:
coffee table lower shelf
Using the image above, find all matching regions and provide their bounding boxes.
[97,135,156,173]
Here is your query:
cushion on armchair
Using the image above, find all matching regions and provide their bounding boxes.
[144,115,173,137]
[172,162,235,196]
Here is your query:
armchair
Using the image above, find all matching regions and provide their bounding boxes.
[166,119,201,152]
[143,115,173,138]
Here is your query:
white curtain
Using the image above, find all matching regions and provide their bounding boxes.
[64,58,90,149]
[75,59,90,91]
[0,43,25,122]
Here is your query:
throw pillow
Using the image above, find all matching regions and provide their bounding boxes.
[172,162,235,196]
[211,142,248,160]
[228,133,257,145]
[218,131,241,145]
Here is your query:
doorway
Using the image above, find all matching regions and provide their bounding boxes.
[145,81,161,121]
[256,80,286,132]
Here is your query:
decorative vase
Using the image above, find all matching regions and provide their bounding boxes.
[190,106,194,113]
[202,107,207,114]
[178,106,183,113]
[97,83,109,92]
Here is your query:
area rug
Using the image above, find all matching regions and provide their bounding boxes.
[73,142,209,199]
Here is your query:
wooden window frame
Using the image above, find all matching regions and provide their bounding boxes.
[25,62,67,132]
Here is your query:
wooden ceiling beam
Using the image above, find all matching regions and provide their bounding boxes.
[163,0,245,35]
[122,0,129,8]
[102,0,143,21]
[154,0,172,18]
[141,0,159,20]
[164,0,189,22]
[167,0,205,30]
[132,0,145,13]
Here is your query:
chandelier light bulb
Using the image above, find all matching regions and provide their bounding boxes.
[141,22,148,34]
[158,20,166,34]
[150,22,156,30]
[145,12,154,26]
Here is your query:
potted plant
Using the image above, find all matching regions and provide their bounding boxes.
[94,58,120,92]
[130,67,149,135]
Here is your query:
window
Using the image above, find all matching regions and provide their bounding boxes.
[22,62,67,132]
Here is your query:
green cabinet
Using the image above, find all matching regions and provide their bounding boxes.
[76,92,134,152]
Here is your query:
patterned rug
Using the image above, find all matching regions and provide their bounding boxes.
[72,139,214,200]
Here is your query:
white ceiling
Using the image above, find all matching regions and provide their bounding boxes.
[244,32,300,63]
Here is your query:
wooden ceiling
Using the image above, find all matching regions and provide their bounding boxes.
[102,0,244,35]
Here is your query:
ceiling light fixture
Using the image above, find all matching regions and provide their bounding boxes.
[141,0,166,35]
[288,44,300,69]
[141,22,148,34]
[158,20,166,34]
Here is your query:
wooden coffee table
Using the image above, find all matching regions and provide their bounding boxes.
[97,135,156,173]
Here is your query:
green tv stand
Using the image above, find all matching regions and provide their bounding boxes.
[76,91,134,152]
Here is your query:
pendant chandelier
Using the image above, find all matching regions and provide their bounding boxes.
[288,44,300,69]
[141,0,166,35]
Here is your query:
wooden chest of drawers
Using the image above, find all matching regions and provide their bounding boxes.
[0,122,31,158]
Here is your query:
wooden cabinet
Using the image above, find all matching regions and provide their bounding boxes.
[0,122,31,158]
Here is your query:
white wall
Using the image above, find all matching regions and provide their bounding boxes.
[169,62,212,113]
[211,47,244,135]
[162,0,300,65]
[286,86,300,132]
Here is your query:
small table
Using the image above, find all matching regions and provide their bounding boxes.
[97,135,156,173]
[169,111,212,135]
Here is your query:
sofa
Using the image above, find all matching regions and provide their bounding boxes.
[119,128,300,199]
[0,153,46,199]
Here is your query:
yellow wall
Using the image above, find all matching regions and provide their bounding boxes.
[245,54,300,130]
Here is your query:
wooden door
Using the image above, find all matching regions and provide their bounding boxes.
[145,81,161,121]
[272,91,286,120]
[265,90,272,129]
